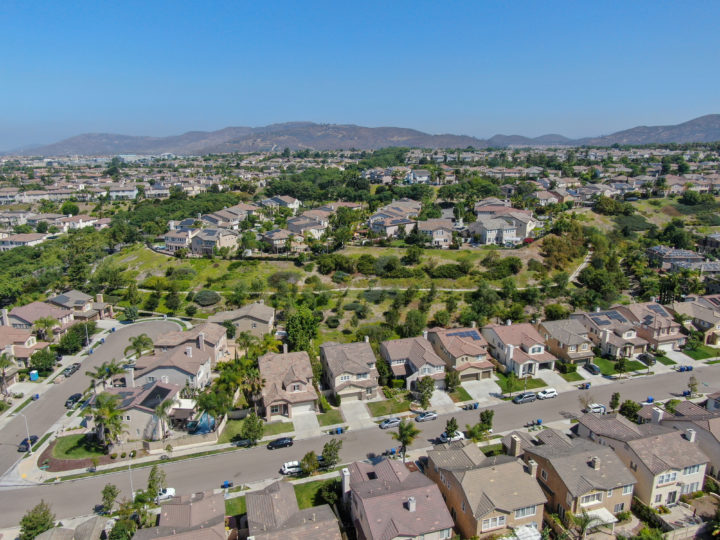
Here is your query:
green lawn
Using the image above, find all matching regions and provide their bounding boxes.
[559,371,584,382]
[624,359,648,372]
[219,418,294,443]
[684,345,720,361]
[592,357,617,375]
[656,355,676,366]
[367,398,411,418]
[52,434,106,460]
[317,409,344,427]
[294,478,339,509]
[495,372,547,393]
[225,496,246,516]
[481,443,504,457]
[265,421,294,436]
[449,386,473,402]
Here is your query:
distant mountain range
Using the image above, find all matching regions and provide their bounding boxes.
[6,115,720,156]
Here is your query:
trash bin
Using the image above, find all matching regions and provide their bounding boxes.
[89,348,93,354]
[101,337,105,344]
[537,419,542,425]
[473,402,479,409]
[337,427,343,434]
[647,396,654,403]
[33,393,40,400]
[29,370,39,381]
[687,365,693,371]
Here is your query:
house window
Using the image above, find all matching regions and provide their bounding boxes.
[581,344,588,350]
[657,472,677,485]
[515,505,536,519]
[614,503,625,513]
[623,485,633,495]
[607,489,613,497]
[252,323,257,329]
[681,482,700,494]
[581,492,603,506]
[368,363,375,369]
[357,373,368,380]
[568,346,577,352]
[292,384,300,392]
[340,375,350,382]
[683,465,700,475]
[541,469,548,481]
[481,516,506,531]
[270,405,281,414]
[366,388,372,395]
[147,376,155,382]
[530,346,542,354]
[655,494,662,503]
[440,529,451,540]
[126,415,131,420]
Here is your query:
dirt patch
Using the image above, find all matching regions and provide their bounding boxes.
[689,494,720,520]
[662,205,682,217]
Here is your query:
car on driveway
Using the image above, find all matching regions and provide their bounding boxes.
[415,411,438,422]
[585,403,606,414]
[65,393,83,408]
[638,353,656,366]
[583,363,602,375]
[379,417,402,429]
[537,388,558,400]
[18,436,38,452]
[156,487,176,502]
[281,461,302,475]
[267,437,293,450]
[439,430,465,443]
[63,363,81,377]
[512,392,537,404]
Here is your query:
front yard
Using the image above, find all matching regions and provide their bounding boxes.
[559,371,584,382]
[495,372,547,394]
[448,386,473,402]
[684,344,720,361]
[593,356,648,375]
[225,496,246,516]
[219,419,294,444]
[294,478,340,509]
[317,409,344,427]
[367,397,411,418]
[52,434,106,460]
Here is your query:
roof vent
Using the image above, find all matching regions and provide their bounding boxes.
[591,456,601,470]
[407,496,416,512]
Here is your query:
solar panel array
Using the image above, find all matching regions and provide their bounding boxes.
[647,304,668,316]
[446,329,482,341]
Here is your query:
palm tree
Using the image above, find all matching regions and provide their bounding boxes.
[86,359,125,393]
[257,334,281,356]
[391,420,421,463]
[33,317,58,341]
[572,510,602,539]
[92,392,125,446]
[124,334,153,359]
[242,367,265,413]
[0,353,14,397]
[154,399,174,440]
[235,331,257,358]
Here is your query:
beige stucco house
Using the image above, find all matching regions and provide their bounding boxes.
[427,327,494,381]
[320,340,379,401]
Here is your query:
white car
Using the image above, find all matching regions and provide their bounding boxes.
[156,487,176,502]
[439,430,466,443]
[537,388,558,400]
[281,461,302,475]
[586,403,606,414]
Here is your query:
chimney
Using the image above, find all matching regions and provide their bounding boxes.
[125,366,135,388]
[686,428,696,443]
[651,407,664,424]
[527,459,538,477]
[470,321,477,328]
[407,496,416,512]
[364,335,370,343]
[197,332,205,351]
[96,293,103,304]
[422,330,428,340]
[591,456,601,470]
[506,344,514,362]
[282,343,288,354]
[602,329,611,346]
[186,346,192,357]
[1,308,8,327]
[341,467,351,499]
[510,434,523,457]
[506,319,512,326]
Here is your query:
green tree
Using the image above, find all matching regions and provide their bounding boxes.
[164,291,180,312]
[242,368,265,413]
[124,333,153,359]
[319,479,340,506]
[91,392,126,445]
[444,370,460,393]
[240,411,264,444]
[321,439,343,468]
[236,331,257,358]
[445,416,459,437]
[185,304,197,317]
[400,310,426,338]
[502,371,521,396]
[147,464,167,499]
[688,375,698,396]
[416,376,435,410]
[101,483,120,514]
[154,399,174,440]
[572,510,603,539]
[60,201,80,216]
[619,400,642,422]
[29,348,56,376]
[108,519,137,540]
[124,306,138,321]
[286,307,318,352]
[479,409,494,431]
[0,353,13,396]
[125,283,141,306]
[610,392,620,411]
[19,500,55,540]
[391,419,421,462]
[544,303,570,321]
[300,451,319,475]
[33,316,58,341]
[196,388,232,420]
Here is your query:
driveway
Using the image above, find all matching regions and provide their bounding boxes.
[537,369,576,393]
[292,412,322,440]
[664,349,696,369]
[430,390,456,414]
[340,401,375,430]
[461,379,504,406]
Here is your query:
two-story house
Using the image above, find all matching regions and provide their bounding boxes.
[258,351,317,420]
[286,215,327,239]
[465,217,520,245]
[426,440,547,539]
[668,295,720,345]
[575,412,708,507]
[154,323,228,365]
[571,310,648,358]
[208,302,275,339]
[426,327,494,381]
[4,302,74,336]
[647,246,704,270]
[261,228,300,253]
[130,344,214,390]
[417,219,454,248]
[189,228,238,256]
[47,290,113,321]
[133,491,227,540]
[482,323,556,377]
[615,302,685,352]
[104,381,181,441]
[537,318,594,365]
[343,459,454,540]
[659,401,720,479]
[380,335,446,390]
[0,326,50,370]
[320,340,379,402]
[164,228,199,254]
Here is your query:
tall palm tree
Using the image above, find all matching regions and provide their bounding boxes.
[235,331,257,358]
[572,510,602,539]
[92,392,125,446]
[86,359,125,393]
[242,367,265,413]
[154,399,174,440]
[33,317,58,341]
[124,334,154,359]
[0,353,14,397]
[391,420,420,463]
[257,334,281,356]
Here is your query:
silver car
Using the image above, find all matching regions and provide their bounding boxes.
[379,417,401,429]
[415,411,438,422]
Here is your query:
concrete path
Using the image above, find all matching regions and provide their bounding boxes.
[291,412,322,440]
[430,390,456,414]
[340,401,376,430]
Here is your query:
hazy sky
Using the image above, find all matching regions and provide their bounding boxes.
[1,1,718,150]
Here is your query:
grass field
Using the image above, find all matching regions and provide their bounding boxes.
[263,421,294,436]
[52,434,106,460]
[367,398,411,417]
[294,478,339,509]
[655,355,676,366]
[559,371,584,382]
[225,496,246,516]
[317,409,344,427]
[449,386,473,402]
[684,345,720,361]
[219,419,294,444]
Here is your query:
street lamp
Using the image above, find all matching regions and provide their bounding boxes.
[16,411,32,456]
[128,460,134,500]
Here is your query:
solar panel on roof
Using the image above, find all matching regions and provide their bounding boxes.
[447,330,481,340]
[648,304,667,316]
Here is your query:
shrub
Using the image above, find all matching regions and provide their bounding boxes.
[194,289,221,306]
[616,511,631,522]
[110,453,117,459]
[129,450,136,458]
[120,452,126,458]
[184,304,198,316]
[391,379,405,389]
[318,393,332,413]
[557,362,578,374]
[332,271,350,284]
[325,317,340,329]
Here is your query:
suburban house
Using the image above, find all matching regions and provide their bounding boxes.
[202,202,260,229]
[208,302,275,338]
[473,206,537,239]
[164,228,199,253]
[615,302,686,351]
[320,340,379,401]
[533,190,560,206]
[426,327,494,381]
[261,228,299,252]
[646,245,704,270]
[35,516,109,540]
[259,195,301,213]
[258,351,317,420]
[668,295,720,345]
[245,480,341,540]
[0,232,48,251]
[287,215,327,239]
[104,381,181,441]
[522,429,636,522]
[405,169,432,184]
[537,318,594,365]
[465,217,520,245]
[154,323,228,364]
[380,335,446,390]
[369,216,417,238]
[189,228,238,256]
[131,344,214,390]
[47,290,114,321]
[571,310,648,358]
[368,199,421,238]
[344,459,454,540]
[426,440,547,539]
[132,491,226,540]
[482,323,556,377]
[4,302,74,334]
[144,184,170,199]
[417,219,454,248]
[575,412,708,507]
[660,401,720,479]
[0,326,49,370]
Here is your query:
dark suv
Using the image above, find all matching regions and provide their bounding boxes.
[65,393,83,408]
[512,392,537,404]
[584,363,602,375]
[638,353,656,366]
[18,436,38,452]
[266,437,293,450]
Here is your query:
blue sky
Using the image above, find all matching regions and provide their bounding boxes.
[1,1,718,149]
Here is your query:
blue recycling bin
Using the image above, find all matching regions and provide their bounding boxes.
[687,365,693,371]
[474,402,479,409]
[337,427,343,434]
[647,396,654,403]
[390,447,396,455]
[683,390,691,397]
[537,419,542,425]
[29,370,39,381]
[101,337,105,344]
[33,393,40,400]
[111,327,116,333]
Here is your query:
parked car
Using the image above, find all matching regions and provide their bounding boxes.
[638,353,656,366]
[379,417,402,429]
[586,403,606,414]
[233,438,253,448]
[512,392,537,404]
[281,461,302,475]
[537,388,558,400]
[65,393,83,408]
[156,487,176,502]
[584,363,602,375]
[63,363,81,377]
[415,411,438,422]
[266,437,293,450]
[18,435,38,452]
[439,430,465,443]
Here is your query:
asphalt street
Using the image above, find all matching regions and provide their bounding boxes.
[0,320,179,479]
[0,363,717,528]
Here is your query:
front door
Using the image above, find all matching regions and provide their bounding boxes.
[667,491,677,505]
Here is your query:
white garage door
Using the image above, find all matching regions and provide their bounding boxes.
[340,392,361,402]
[434,380,446,390]
[293,401,316,414]
[658,343,675,352]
